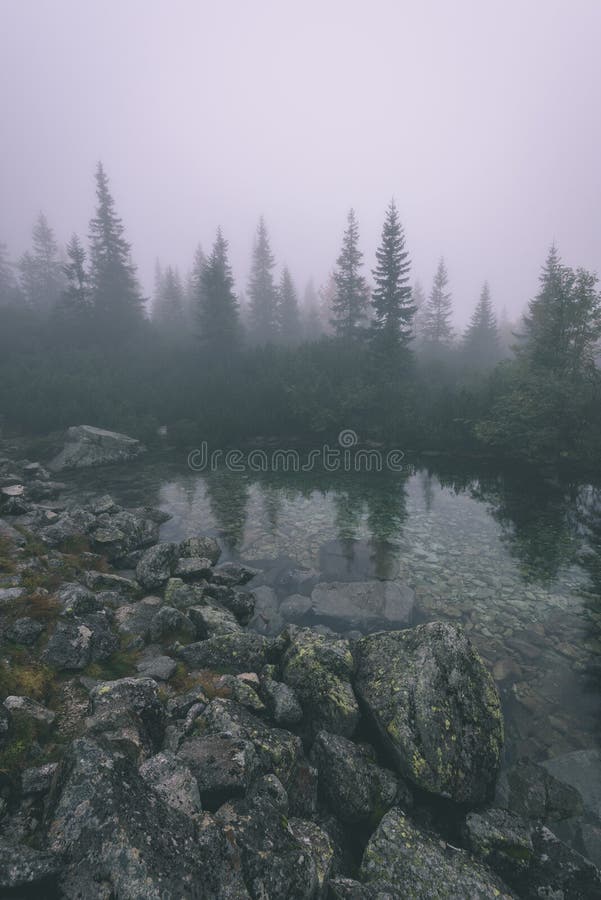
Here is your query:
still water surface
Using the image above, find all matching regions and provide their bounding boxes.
[65,453,601,769]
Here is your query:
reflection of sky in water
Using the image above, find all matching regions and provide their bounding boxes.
[63,458,601,765]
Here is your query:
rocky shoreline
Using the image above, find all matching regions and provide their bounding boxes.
[0,440,600,898]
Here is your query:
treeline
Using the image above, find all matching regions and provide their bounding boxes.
[1,164,600,467]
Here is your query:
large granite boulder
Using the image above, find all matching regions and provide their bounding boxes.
[309,580,414,631]
[280,627,360,738]
[49,424,145,471]
[360,808,515,899]
[136,542,178,591]
[354,622,503,804]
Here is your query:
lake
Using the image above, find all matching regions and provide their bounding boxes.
[63,451,601,771]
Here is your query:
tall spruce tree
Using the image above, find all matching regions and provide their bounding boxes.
[412,280,427,343]
[422,258,454,350]
[276,266,301,343]
[331,209,369,339]
[462,282,499,368]
[153,265,185,337]
[302,278,322,340]
[88,162,144,337]
[370,200,414,348]
[18,213,64,310]
[0,243,17,306]
[197,228,240,352]
[248,217,278,343]
[61,234,90,312]
[520,246,601,376]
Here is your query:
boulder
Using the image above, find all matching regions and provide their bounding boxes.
[43,613,118,670]
[206,584,256,624]
[542,749,601,820]
[215,774,333,899]
[187,601,242,638]
[3,695,55,727]
[139,750,202,818]
[44,737,246,899]
[212,561,259,586]
[0,838,61,895]
[21,762,58,796]
[261,676,303,726]
[164,576,206,609]
[310,580,414,631]
[86,676,165,761]
[360,808,515,899]
[311,730,398,825]
[136,654,177,681]
[280,627,359,738]
[495,757,583,823]
[6,616,44,645]
[354,622,504,804]
[177,734,259,809]
[178,631,273,673]
[179,535,221,565]
[174,556,213,580]
[135,542,178,590]
[464,807,601,899]
[56,582,105,616]
[48,424,145,471]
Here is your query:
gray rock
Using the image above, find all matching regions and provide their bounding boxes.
[56,582,104,616]
[43,612,118,670]
[21,762,58,795]
[0,837,61,893]
[164,576,206,609]
[311,730,398,825]
[214,673,265,713]
[136,654,177,681]
[361,808,515,899]
[187,601,242,637]
[0,586,26,604]
[280,592,313,622]
[114,595,164,645]
[177,734,259,810]
[44,737,246,899]
[215,774,333,899]
[207,585,256,624]
[542,749,601,820]
[495,757,583,823]
[198,698,305,792]
[136,542,178,590]
[86,676,165,762]
[465,807,601,899]
[354,622,504,804]
[166,686,210,720]
[328,876,402,898]
[139,750,202,817]
[48,424,145,471]
[212,561,259,586]
[82,569,140,595]
[310,580,414,630]
[6,616,44,645]
[281,627,359,738]
[174,556,213,580]
[179,535,221,565]
[149,604,195,641]
[178,631,273,673]
[4,695,55,727]
[261,676,303,726]
[0,517,26,545]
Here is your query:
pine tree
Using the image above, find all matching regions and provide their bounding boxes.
[61,234,90,312]
[302,278,322,340]
[153,265,185,337]
[412,280,427,342]
[520,246,601,376]
[248,217,278,343]
[276,266,301,343]
[88,162,144,337]
[422,258,454,350]
[18,213,64,309]
[185,244,206,328]
[197,228,241,352]
[331,209,369,339]
[370,200,414,348]
[462,282,499,368]
[0,243,17,306]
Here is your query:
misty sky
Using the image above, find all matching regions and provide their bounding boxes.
[2,0,600,324]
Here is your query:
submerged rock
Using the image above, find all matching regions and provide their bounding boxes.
[310,580,414,630]
[48,424,145,471]
[360,808,515,899]
[280,627,359,738]
[354,622,504,804]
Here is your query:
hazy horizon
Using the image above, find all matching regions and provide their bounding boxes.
[2,0,601,325]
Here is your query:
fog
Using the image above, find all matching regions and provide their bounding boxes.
[1,0,600,323]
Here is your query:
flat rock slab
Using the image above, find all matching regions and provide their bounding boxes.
[49,424,145,471]
[310,580,414,630]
